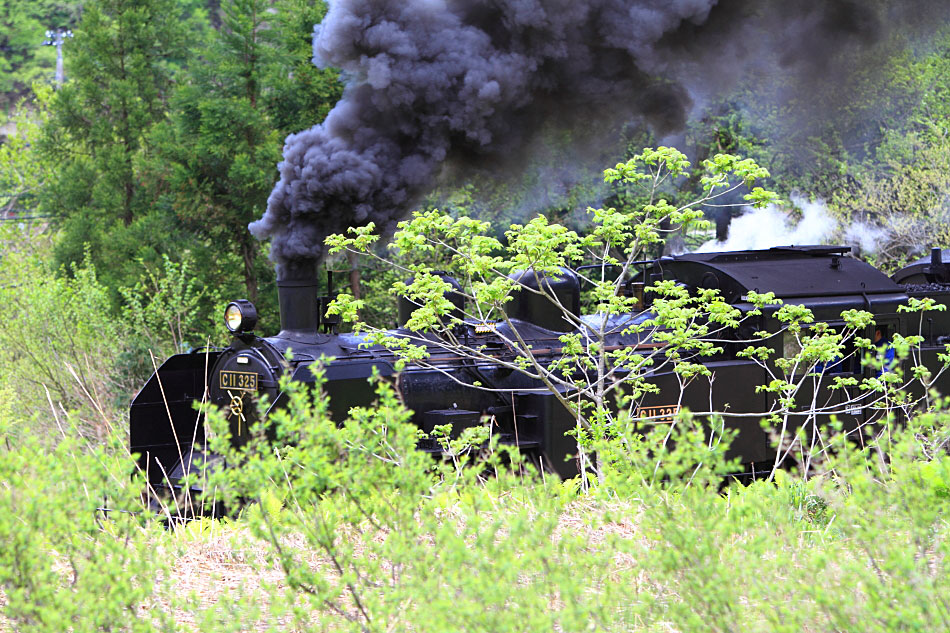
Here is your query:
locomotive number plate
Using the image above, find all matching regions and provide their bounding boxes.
[220,370,258,392]
[635,404,681,424]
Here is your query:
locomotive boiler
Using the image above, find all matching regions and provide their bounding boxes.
[129,245,950,498]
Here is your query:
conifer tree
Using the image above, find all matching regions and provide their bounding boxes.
[155,0,340,306]
[39,0,199,291]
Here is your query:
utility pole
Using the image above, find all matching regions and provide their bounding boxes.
[41,29,73,86]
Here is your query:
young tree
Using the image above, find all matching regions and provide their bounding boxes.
[327,148,781,479]
[327,147,947,483]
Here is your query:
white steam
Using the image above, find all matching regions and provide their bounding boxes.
[697,197,887,255]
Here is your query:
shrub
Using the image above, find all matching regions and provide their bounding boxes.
[0,398,174,632]
[190,361,950,633]
[0,227,133,437]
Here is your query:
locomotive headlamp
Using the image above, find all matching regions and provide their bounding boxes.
[224,300,258,334]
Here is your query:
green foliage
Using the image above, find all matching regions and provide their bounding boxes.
[328,148,776,482]
[1,231,949,631]
[0,400,174,632]
[16,0,341,332]
[37,0,203,297]
[151,0,340,325]
[190,356,950,633]
[327,148,950,495]
[684,29,950,266]
[5,13,950,631]
[686,28,924,201]
[265,0,341,132]
[831,131,950,265]
[0,225,135,434]
[202,365,716,632]
[0,221,228,437]
[1,373,948,631]
[120,252,227,357]
[0,85,54,215]
[153,0,282,308]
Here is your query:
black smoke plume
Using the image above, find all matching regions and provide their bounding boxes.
[250,0,950,272]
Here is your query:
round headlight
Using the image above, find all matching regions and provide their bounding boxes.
[224,300,258,333]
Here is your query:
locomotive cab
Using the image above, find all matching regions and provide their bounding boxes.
[633,246,919,467]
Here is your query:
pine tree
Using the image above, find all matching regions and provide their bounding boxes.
[38,0,201,292]
[155,0,340,306]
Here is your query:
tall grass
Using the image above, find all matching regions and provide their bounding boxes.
[2,224,949,632]
[2,357,949,631]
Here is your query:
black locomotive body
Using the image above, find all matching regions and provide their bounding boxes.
[130,245,950,494]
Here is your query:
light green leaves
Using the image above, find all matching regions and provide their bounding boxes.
[325,222,380,254]
[325,292,364,326]
[899,296,948,313]
[604,146,691,184]
[322,147,780,449]
[744,186,781,208]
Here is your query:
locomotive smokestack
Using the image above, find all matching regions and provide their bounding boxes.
[925,247,950,284]
[276,260,320,339]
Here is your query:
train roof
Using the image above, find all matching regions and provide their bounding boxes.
[656,245,903,303]
[891,248,950,285]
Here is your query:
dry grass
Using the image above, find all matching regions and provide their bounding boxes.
[149,498,653,630]
[156,523,292,631]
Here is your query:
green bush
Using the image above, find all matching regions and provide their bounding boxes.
[0,353,947,631]
[119,251,228,363]
[0,227,133,436]
[0,223,229,438]
[0,396,174,632]
[186,361,945,632]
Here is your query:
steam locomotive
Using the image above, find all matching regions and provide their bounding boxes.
[130,245,950,496]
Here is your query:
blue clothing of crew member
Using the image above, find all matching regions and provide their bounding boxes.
[815,356,845,375]
[875,328,896,375]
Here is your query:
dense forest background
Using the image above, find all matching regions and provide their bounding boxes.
[2,3,950,631]
[3,0,950,344]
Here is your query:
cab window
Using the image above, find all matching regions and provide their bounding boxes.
[782,324,859,376]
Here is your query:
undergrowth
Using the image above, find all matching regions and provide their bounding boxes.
[4,368,947,632]
[2,226,949,631]
[0,223,225,439]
